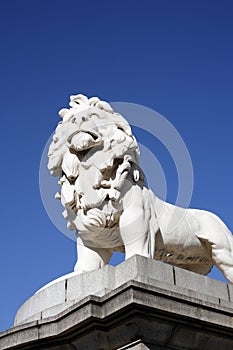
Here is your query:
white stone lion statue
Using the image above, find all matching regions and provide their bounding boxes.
[48,94,233,283]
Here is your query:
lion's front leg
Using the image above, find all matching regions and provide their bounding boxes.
[74,237,112,274]
[119,200,157,260]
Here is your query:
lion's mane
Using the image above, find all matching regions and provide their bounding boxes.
[48,94,139,177]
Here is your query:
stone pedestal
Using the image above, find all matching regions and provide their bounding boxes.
[1,255,233,349]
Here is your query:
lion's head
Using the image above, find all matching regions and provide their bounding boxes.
[48,94,143,241]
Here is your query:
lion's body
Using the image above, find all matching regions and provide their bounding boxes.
[48,94,233,283]
[74,172,233,281]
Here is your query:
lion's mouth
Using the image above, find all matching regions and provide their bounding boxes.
[81,205,120,229]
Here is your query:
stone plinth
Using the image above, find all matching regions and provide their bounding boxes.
[1,255,233,349]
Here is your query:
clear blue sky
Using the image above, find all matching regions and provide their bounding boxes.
[0,1,233,332]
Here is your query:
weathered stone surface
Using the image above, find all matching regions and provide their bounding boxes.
[14,280,66,325]
[227,283,233,302]
[0,322,38,349]
[2,256,233,349]
[115,254,174,288]
[42,301,74,319]
[174,266,229,300]
[13,255,233,328]
[67,263,115,301]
